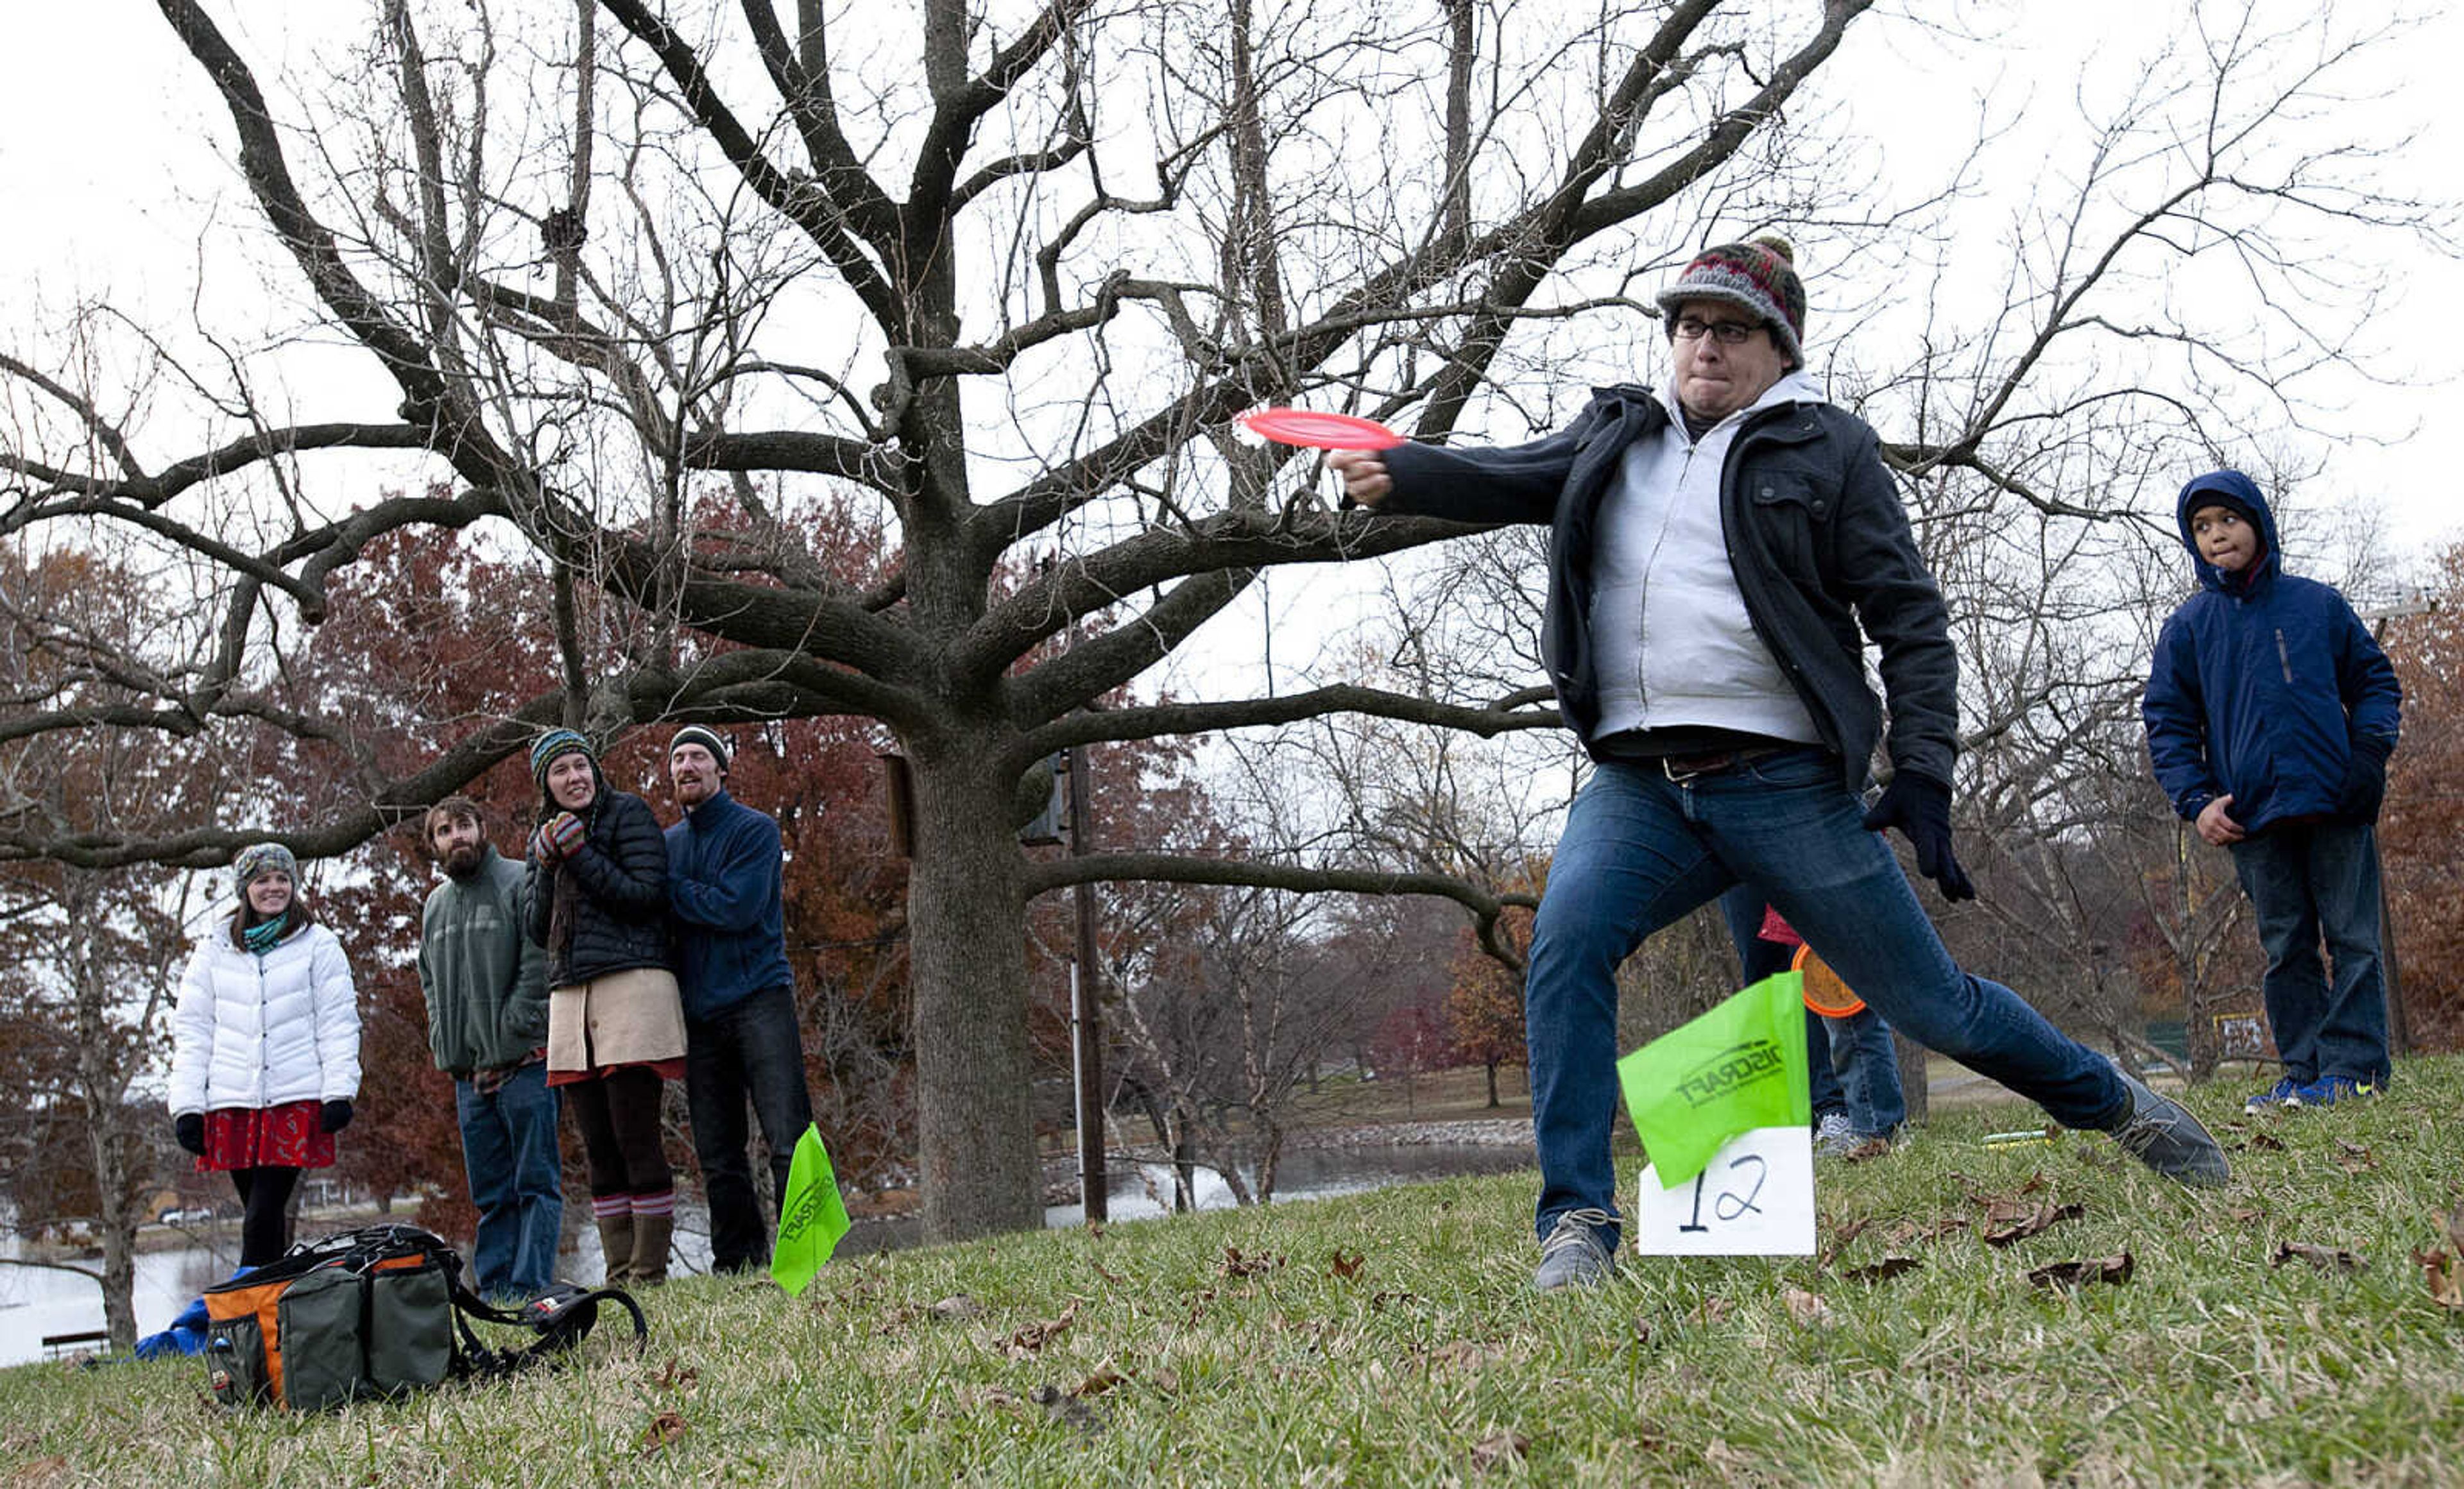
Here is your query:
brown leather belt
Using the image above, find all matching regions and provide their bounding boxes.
[1658,744,1791,783]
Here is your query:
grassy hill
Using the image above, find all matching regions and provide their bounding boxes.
[8,1057,2463,1485]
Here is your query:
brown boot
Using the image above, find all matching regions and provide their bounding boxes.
[628,1210,672,1285]
[594,1211,635,1285]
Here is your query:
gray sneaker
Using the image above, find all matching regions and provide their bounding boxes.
[2107,1071,2230,1187]
[1814,1111,1860,1156]
[1532,1207,1617,1291]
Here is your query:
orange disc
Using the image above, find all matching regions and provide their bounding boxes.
[1792,943,1866,1017]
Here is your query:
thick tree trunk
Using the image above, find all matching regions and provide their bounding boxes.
[903,745,1041,1241]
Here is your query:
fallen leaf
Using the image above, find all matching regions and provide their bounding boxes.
[1029,1383,1106,1438]
[928,1294,985,1320]
[975,1386,1024,1411]
[1984,1202,2086,1247]
[1004,1298,1080,1357]
[1845,1256,1922,1284]
[2026,1252,2134,1289]
[1147,1366,1181,1395]
[654,1357,699,1392]
[1632,1314,1656,1347]
[2246,1132,2287,1152]
[12,1458,67,1486]
[1470,1431,1530,1472]
[1090,1261,1125,1285]
[2229,1207,2264,1223]
[2272,1241,2364,1272]
[1329,1248,1366,1280]
[1219,1246,1285,1279]
[2415,1248,2464,1310]
[1369,1289,1419,1311]
[2445,1199,2464,1254]
[1783,1288,1833,1327]
[1072,1365,1129,1398]
[639,1411,688,1456]
[2018,1173,2049,1195]
[1844,1137,1890,1162]
[1426,1339,1503,1371]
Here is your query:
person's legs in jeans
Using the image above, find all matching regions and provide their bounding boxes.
[1525,763,1736,1252]
[736,985,817,1221]
[1716,887,1847,1122]
[2230,829,2327,1085]
[456,1076,520,1297]
[1833,1007,1907,1137]
[1698,749,2129,1132]
[2306,823,2391,1086]
[494,1064,563,1295]
[686,1010,761,1271]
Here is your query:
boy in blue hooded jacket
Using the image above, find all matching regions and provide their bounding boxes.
[2143,469,2402,1112]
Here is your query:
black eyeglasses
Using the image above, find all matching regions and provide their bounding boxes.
[1671,318,1763,345]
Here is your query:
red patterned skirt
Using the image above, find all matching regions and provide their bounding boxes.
[196,1100,336,1172]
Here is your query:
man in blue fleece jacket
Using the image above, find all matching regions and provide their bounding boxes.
[665,725,817,1273]
[2143,469,2402,1114]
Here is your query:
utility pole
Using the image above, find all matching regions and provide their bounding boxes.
[1066,742,1107,1223]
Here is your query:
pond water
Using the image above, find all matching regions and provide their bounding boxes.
[1,1140,1534,1368]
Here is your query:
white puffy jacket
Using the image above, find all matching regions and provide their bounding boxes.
[167,917,362,1117]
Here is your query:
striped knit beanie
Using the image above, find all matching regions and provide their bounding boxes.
[1656,236,1807,368]
[530,727,596,795]
[669,724,730,773]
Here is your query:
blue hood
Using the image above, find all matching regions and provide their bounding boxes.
[2176,469,2277,593]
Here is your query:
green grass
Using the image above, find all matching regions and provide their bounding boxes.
[11,1058,2464,1486]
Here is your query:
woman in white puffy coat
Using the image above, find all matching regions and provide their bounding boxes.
[167,842,361,1266]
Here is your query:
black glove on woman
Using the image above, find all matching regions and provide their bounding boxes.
[320,1099,355,1134]
[175,1112,205,1155]
[1861,772,1978,901]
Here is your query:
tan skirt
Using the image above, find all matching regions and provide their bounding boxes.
[546,967,687,1076]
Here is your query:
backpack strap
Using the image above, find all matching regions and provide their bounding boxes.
[445,1274,647,1375]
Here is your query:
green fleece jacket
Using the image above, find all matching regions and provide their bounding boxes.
[418,847,550,1076]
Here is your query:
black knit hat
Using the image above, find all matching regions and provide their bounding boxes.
[669,724,730,774]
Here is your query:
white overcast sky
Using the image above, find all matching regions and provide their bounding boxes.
[2,1,2457,682]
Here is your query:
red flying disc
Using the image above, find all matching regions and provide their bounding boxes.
[1238,408,1403,450]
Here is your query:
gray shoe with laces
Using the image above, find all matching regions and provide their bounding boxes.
[1532,1206,1617,1291]
[2108,1071,2230,1187]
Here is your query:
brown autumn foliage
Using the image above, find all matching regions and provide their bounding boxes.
[2376,541,2464,1051]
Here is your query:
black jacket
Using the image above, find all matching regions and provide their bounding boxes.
[1379,384,1956,793]
[524,789,673,986]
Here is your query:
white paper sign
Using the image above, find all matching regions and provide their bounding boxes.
[1633,1125,1815,1255]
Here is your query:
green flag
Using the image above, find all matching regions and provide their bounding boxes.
[1617,971,1811,1189]
[770,1124,853,1296]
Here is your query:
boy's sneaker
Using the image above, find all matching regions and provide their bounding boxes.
[1532,1207,1616,1291]
[2245,1076,2304,1114]
[2107,1071,2230,1187]
[1814,1111,1860,1156]
[2291,1075,2377,1108]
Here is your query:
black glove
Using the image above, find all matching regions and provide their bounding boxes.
[175,1112,206,1155]
[1861,772,1977,901]
[320,1099,355,1134]
[2334,740,2390,823]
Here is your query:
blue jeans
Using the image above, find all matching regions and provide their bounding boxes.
[455,1062,563,1299]
[1720,889,1908,1136]
[1529,749,2127,1249]
[684,983,816,1272]
[2229,821,2390,1086]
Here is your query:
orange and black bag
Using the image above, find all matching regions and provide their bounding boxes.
[203,1224,644,1410]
